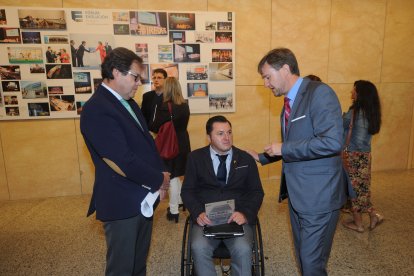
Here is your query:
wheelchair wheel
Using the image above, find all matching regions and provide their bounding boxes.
[181,216,194,276]
[252,218,265,275]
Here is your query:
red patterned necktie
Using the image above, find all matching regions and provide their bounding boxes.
[284,97,291,134]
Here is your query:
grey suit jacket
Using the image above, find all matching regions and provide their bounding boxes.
[261,78,346,214]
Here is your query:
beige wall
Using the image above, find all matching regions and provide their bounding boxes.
[0,0,413,200]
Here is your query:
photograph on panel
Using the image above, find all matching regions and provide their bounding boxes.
[43,34,69,44]
[4,95,18,105]
[158,45,173,63]
[135,43,148,63]
[0,27,21,43]
[22,31,41,44]
[0,65,21,80]
[0,9,6,25]
[73,72,92,94]
[45,45,71,63]
[209,93,233,110]
[217,22,232,31]
[2,81,20,92]
[194,31,214,43]
[187,83,208,98]
[168,13,195,30]
[49,95,75,111]
[186,65,208,81]
[28,102,50,116]
[21,81,47,99]
[130,11,167,36]
[5,106,19,116]
[30,64,45,74]
[70,34,114,68]
[215,31,232,43]
[209,63,233,81]
[7,47,43,64]
[173,44,200,63]
[212,49,232,62]
[48,86,64,95]
[46,64,72,79]
[18,9,66,30]
[150,64,179,79]
[169,31,185,43]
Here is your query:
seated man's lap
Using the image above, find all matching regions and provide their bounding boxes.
[190,224,253,258]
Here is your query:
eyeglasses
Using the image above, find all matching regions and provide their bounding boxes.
[125,71,141,82]
[152,76,165,80]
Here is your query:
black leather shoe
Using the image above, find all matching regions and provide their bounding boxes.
[167,207,179,223]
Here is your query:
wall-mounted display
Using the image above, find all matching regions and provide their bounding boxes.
[0,7,235,120]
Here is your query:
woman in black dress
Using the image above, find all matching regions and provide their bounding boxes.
[149,77,191,222]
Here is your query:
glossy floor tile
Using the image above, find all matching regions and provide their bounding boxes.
[0,170,413,275]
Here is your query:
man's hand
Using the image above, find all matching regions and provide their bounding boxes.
[245,149,259,162]
[196,212,212,226]
[228,211,247,225]
[264,142,283,156]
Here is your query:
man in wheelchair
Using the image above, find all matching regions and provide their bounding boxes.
[181,115,264,276]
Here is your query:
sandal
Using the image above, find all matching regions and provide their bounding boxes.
[342,220,364,233]
[369,213,384,230]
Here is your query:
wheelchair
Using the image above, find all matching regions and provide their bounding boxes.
[181,216,264,276]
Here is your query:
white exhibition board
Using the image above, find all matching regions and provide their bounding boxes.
[0,7,235,120]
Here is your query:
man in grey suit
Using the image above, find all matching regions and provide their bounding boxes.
[248,48,346,275]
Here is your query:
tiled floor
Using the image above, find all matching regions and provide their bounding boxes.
[0,169,413,275]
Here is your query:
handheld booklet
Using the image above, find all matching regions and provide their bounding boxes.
[203,199,244,237]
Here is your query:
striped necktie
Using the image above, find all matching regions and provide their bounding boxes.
[120,98,143,130]
[284,97,291,134]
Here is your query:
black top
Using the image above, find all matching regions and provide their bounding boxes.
[149,101,191,178]
[141,90,163,126]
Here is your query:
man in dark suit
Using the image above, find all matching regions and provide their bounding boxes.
[181,115,264,276]
[76,41,90,67]
[141,68,167,126]
[70,40,77,67]
[80,47,170,276]
[249,48,346,276]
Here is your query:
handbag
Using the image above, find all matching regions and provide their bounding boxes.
[342,109,354,172]
[155,102,179,160]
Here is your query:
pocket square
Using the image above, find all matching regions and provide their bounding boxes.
[291,115,306,122]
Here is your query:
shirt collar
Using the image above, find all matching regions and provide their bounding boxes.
[209,146,233,159]
[286,77,303,103]
[101,82,123,101]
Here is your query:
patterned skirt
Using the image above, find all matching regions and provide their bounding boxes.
[344,151,373,212]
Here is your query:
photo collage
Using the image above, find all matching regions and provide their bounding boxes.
[0,7,235,119]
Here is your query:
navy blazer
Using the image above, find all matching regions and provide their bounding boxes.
[80,84,164,221]
[181,146,264,225]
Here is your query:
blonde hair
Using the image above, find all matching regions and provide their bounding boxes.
[163,77,186,105]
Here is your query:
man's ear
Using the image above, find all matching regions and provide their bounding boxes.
[207,134,211,144]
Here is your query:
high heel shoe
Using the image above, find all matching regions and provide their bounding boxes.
[369,213,384,230]
[167,207,179,223]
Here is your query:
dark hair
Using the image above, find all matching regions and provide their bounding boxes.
[305,74,321,82]
[206,115,232,135]
[352,80,381,134]
[258,48,300,75]
[101,47,143,80]
[152,68,167,78]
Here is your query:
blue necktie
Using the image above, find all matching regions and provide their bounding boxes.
[216,154,228,186]
[120,98,143,130]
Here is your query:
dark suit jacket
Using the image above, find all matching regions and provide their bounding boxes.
[80,84,164,221]
[181,146,264,225]
[141,90,163,126]
[261,78,346,214]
